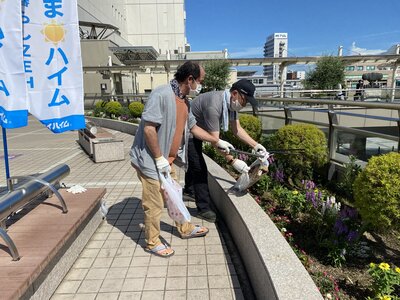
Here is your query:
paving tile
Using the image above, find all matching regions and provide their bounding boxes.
[121,278,145,292]
[187,276,208,290]
[99,278,124,292]
[207,264,228,276]
[118,292,141,300]
[167,265,187,277]
[188,254,206,265]
[126,266,148,278]
[77,279,103,293]
[208,276,231,289]
[187,264,207,277]
[95,292,120,300]
[111,257,132,268]
[105,267,128,279]
[85,268,108,280]
[54,280,81,294]
[209,289,233,300]
[147,266,167,278]
[164,290,186,299]
[64,268,89,281]
[187,289,210,300]
[143,277,166,291]
[140,291,164,300]
[165,277,186,290]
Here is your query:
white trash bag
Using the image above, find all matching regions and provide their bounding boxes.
[159,173,191,224]
[234,152,271,192]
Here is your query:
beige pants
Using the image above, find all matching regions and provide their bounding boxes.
[136,166,195,249]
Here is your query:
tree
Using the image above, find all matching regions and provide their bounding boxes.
[202,60,231,92]
[304,56,345,90]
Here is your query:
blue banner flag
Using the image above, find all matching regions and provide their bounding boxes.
[0,0,28,128]
[22,0,85,133]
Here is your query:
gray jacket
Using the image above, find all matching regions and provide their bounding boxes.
[129,84,196,180]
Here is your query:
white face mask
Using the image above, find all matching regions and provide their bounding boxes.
[230,99,243,111]
[188,81,202,97]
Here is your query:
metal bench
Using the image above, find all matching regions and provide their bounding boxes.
[0,164,70,261]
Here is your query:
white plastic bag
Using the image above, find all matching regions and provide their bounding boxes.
[233,153,270,192]
[159,173,191,224]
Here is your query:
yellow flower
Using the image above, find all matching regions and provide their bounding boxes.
[292,190,299,195]
[314,189,319,193]
[395,267,400,273]
[379,296,391,300]
[378,263,390,271]
[369,262,376,268]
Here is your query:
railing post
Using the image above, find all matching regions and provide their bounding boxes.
[284,105,292,125]
[327,105,338,161]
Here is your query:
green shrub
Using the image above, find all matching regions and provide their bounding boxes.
[269,124,328,182]
[95,100,106,109]
[353,152,400,231]
[119,106,131,117]
[221,114,262,151]
[128,102,144,118]
[105,101,122,117]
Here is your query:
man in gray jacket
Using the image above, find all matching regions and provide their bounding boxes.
[184,79,267,222]
[130,61,233,257]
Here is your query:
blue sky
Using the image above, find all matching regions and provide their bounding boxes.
[185,0,400,59]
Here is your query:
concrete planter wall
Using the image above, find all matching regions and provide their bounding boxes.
[206,156,323,300]
[88,116,322,299]
[85,116,139,136]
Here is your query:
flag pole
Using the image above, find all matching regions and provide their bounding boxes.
[2,127,11,190]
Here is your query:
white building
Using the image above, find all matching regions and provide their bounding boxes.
[263,33,288,83]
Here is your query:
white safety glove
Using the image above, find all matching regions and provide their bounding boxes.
[155,156,171,174]
[232,159,250,174]
[216,139,235,154]
[252,143,267,156]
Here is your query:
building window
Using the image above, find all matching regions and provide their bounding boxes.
[357,66,363,71]
[345,66,355,71]
[258,79,264,84]
[366,66,376,70]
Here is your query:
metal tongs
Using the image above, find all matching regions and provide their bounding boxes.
[229,148,305,158]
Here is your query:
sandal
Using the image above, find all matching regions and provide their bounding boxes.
[145,244,175,258]
[180,225,209,239]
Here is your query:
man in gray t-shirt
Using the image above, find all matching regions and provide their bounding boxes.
[184,79,268,222]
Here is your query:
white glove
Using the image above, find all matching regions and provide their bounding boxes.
[155,156,171,174]
[216,139,235,154]
[232,159,250,173]
[252,143,267,155]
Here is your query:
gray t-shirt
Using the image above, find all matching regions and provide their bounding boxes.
[190,90,238,132]
[130,84,196,180]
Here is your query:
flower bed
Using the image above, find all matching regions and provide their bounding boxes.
[204,120,400,300]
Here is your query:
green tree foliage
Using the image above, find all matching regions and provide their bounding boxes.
[221,114,262,151]
[353,152,400,232]
[128,102,144,118]
[202,60,231,92]
[304,56,345,90]
[269,124,328,182]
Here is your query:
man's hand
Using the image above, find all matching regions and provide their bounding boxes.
[252,143,267,155]
[232,159,250,173]
[155,156,171,174]
[216,139,235,154]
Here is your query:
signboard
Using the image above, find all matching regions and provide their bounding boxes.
[0,0,28,128]
[22,0,85,133]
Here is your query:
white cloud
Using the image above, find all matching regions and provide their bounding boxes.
[349,42,385,55]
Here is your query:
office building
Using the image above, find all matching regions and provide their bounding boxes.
[263,33,288,83]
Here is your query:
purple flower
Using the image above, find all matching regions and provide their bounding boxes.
[347,231,358,242]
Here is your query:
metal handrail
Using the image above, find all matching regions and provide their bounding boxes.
[251,97,400,165]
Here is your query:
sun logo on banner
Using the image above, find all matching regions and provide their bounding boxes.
[41,20,66,45]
